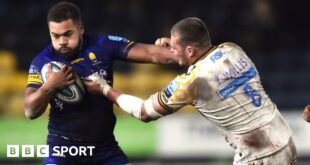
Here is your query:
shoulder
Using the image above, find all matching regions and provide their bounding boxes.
[159,68,198,111]
[164,65,200,96]
[175,65,200,86]
[106,35,129,42]
[218,42,245,53]
[87,33,129,45]
[30,44,54,67]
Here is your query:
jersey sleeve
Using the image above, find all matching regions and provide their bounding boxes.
[106,35,136,60]
[158,69,198,112]
[26,57,44,89]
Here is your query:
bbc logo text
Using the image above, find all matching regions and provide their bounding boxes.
[6,145,95,157]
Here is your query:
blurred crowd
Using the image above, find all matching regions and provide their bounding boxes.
[0,0,309,115]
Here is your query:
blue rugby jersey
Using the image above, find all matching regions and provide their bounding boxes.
[26,34,135,142]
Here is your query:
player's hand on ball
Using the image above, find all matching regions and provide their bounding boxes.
[45,64,75,91]
[84,75,111,96]
[303,104,310,122]
[155,37,170,47]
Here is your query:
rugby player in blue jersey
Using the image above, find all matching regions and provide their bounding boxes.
[24,2,176,165]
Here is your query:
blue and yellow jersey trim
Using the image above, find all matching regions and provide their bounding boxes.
[123,41,136,54]
[158,91,175,113]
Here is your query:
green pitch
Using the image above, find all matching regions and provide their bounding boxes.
[0,116,156,159]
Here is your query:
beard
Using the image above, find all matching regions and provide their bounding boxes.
[57,38,83,61]
[58,46,79,61]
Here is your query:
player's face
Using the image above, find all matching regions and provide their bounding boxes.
[170,34,188,66]
[48,19,84,60]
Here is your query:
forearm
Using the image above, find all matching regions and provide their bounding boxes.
[152,38,177,64]
[24,84,55,119]
[112,91,144,120]
[85,75,162,121]
[105,87,121,102]
[106,88,162,122]
[127,43,178,65]
[149,45,176,64]
[106,87,143,119]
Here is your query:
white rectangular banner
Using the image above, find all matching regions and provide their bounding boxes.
[157,111,310,158]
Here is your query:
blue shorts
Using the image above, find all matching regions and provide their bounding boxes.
[43,134,129,165]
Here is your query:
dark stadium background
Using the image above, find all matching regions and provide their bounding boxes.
[0,0,309,164]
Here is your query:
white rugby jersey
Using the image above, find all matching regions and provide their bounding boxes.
[158,42,292,162]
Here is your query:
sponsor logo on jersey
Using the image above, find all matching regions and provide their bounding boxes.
[88,52,96,61]
[53,98,64,111]
[218,66,257,99]
[27,74,42,85]
[163,80,180,98]
[29,65,40,74]
[28,65,42,85]
[108,35,128,42]
[210,51,224,63]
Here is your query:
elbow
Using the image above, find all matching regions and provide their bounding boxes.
[24,100,44,120]
[140,112,154,123]
[24,108,39,120]
[140,118,152,123]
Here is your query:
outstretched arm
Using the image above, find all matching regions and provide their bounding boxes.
[127,37,177,65]
[84,75,171,122]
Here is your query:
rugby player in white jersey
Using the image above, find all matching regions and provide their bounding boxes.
[85,17,297,165]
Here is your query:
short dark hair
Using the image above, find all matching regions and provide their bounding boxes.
[171,17,210,48]
[47,2,81,24]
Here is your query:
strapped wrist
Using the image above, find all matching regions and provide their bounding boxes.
[101,83,111,96]
[116,94,143,119]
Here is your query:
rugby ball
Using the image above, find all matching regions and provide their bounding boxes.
[41,61,85,104]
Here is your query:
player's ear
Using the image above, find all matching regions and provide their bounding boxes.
[186,45,196,57]
[79,22,84,34]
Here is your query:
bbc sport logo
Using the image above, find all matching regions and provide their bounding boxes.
[6,145,95,157]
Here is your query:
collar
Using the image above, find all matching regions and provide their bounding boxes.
[192,45,217,65]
